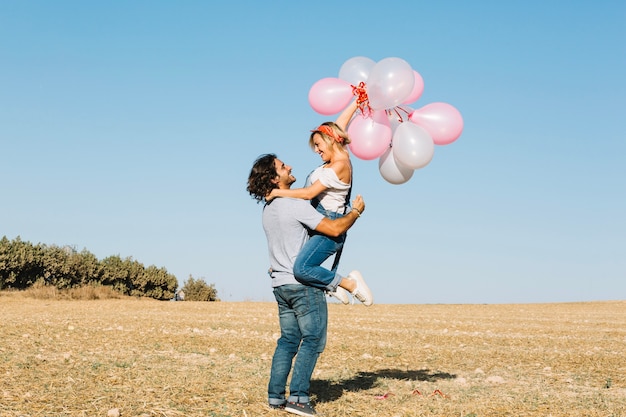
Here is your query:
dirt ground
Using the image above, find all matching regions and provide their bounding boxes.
[1,292,624,416]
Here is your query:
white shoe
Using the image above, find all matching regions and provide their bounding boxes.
[329,287,350,304]
[347,270,373,306]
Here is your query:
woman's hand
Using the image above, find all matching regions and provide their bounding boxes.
[265,189,278,202]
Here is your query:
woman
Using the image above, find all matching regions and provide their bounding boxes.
[267,100,372,306]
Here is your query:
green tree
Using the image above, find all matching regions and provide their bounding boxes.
[180,275,219,301]
[0,236,42,289]
[130,265,177,300]
[1,236,221,301]
[40,244,74,289]
[76,249,104,286]
[100,255,132,294]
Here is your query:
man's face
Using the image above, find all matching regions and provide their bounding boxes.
[273,158,296,189]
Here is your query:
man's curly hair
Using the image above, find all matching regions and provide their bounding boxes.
[247,153,278,203]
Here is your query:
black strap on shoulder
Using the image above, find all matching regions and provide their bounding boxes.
[344,163,353,210]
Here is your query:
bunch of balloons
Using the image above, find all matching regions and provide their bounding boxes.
[308,56,464,184]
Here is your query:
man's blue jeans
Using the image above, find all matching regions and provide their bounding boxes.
[293,209,345,292]
[268,284,328,406]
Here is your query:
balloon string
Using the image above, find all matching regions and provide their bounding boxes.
[387,106,411,123]
[352,82,372,117]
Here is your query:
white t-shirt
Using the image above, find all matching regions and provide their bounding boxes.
[262,198,325,287]
[306,165,350,212]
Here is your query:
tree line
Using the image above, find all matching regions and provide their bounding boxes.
[1,235,179,300]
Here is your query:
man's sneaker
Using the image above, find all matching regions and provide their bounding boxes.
[268,402,285,410]
[347,270,373,306]
[329,286,350,304]
[285,401,317,416]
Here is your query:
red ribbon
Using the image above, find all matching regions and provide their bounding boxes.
[387,106,412,123]
[430,389,448,398]
[351,82,372,116]
[374,392,395,400]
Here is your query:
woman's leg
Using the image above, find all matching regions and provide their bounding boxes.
[293,232,344,291]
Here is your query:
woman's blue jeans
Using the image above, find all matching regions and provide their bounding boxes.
[293,208,346,292]
[268,284,328,406]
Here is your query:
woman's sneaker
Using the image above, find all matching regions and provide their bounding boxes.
[329,287,350,304]
[285,401,317,416]
[347,270,373,306]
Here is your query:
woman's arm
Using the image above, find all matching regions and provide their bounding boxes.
[267,180,328,201]
[335,100,359,131]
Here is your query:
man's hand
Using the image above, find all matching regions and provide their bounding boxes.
[315,194,366,237]
[352,195,365,215]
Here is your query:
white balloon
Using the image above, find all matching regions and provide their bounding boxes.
[378,147,414,185]
[339,56,376,86]
[392,122,435,170]
[366,57,415,110]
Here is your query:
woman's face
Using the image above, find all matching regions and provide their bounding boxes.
[312,134,333,162]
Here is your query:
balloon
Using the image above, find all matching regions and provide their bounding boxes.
[339,56,376,86]
[366,57,415,110]
[347,109,392,160]
[409,102,464,145]
[392,122,435,169]
[308,77,354,115]
[386,106,413,134]
[402,70,425,104]
[378,147,414,184]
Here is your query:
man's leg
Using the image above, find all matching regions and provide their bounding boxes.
[287,285,328,404]
[268,286,302,408]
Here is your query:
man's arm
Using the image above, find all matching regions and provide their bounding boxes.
[314,195,365,237]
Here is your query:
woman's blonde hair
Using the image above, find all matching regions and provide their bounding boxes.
[309,122,351,151]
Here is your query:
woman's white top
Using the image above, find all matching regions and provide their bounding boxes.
[306,164,351,212]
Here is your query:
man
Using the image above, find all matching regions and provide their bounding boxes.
[247,153,371,416]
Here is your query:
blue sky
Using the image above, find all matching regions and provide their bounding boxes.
[1,1,624,304]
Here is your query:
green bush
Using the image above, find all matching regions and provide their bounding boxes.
[180,275,219,301]
[1,236,210,301]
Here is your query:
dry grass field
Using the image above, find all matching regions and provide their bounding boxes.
[1,291,624,417]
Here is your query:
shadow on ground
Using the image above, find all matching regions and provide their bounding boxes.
[311,369,456,402]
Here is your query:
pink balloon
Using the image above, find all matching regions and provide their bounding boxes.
[402,71,425,104]
[378,147,414,185]
[347,110,392,160]
[308,77,354,115]
[409,102,464,145]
